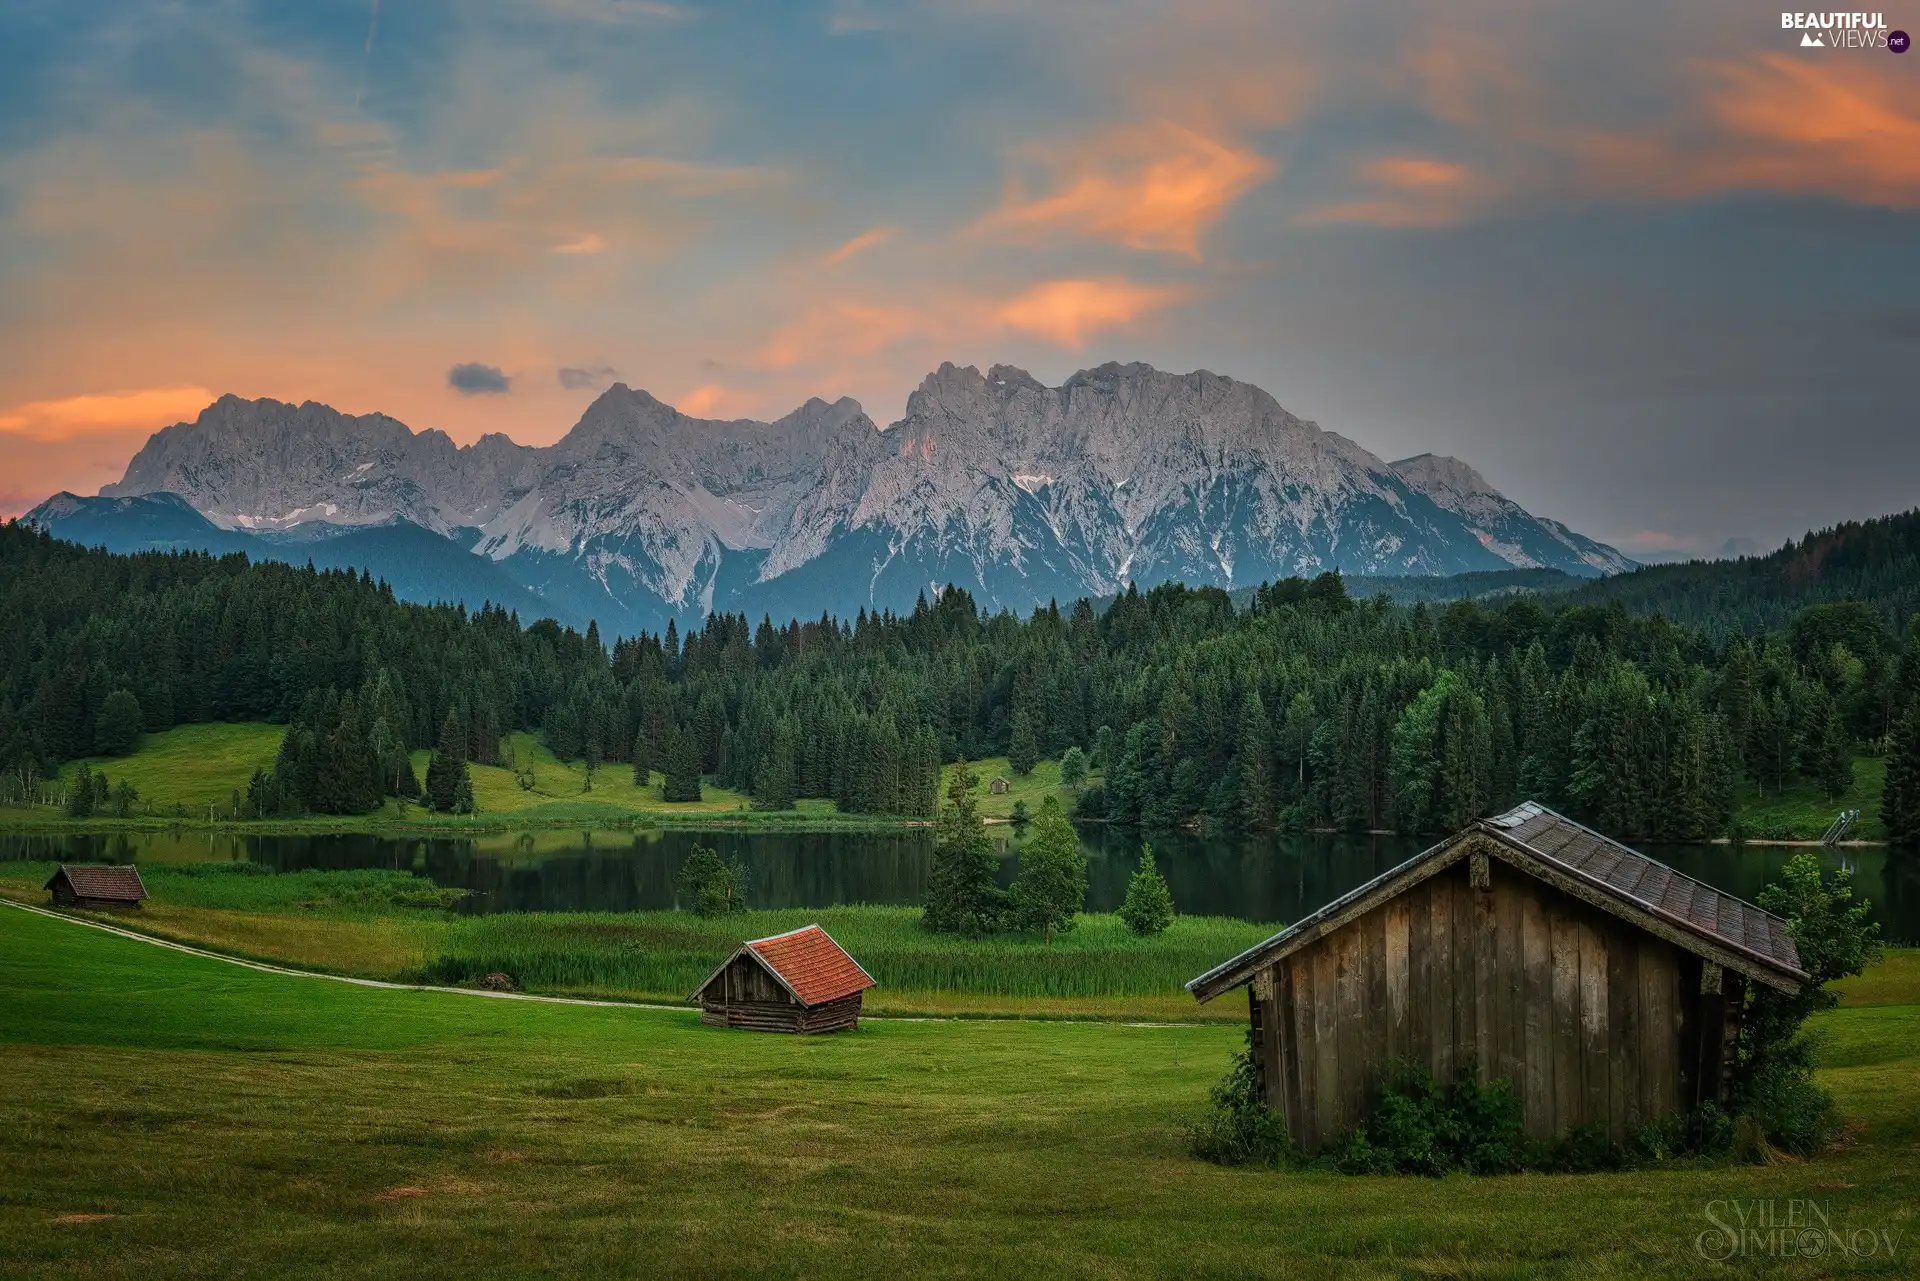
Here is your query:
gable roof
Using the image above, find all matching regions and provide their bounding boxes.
[45,864,147,902]
[692,924,876,1007]
[1187,802,1806,1003]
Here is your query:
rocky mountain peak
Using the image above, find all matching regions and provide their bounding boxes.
[84,362,1629,632]
[1392,453,1498,500]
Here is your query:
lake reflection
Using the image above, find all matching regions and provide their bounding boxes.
[4,827,1916,943]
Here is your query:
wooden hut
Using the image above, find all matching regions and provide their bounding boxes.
[988,777,1009,795]
[692,924,876,1033]
[45,864,148,912]
[1187,802,1806,1150]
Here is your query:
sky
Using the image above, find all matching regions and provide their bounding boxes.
[1,1,1917,560]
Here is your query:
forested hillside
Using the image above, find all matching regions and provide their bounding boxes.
[1569,508,1920,638]
[4,520,1918,839]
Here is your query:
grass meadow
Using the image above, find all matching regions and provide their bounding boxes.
[942,754,1099,822]
[1736,753,1887,842]
[2,903,1916,1279]
[0,860,1269,1022]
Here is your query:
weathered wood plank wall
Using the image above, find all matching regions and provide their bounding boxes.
[1252,849,1716,1150]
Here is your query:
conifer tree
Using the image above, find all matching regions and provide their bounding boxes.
[1008,794,1086,944]
[1008,708,1039,776]
[1882,704,1920,844]
[631,731,653,788]
[1236,689,1273,830]
[1811,698,1855,801]
[661,723,703,802]
[752,723,797,810]
[923,763,1002,933]
[65,761,94,818]
[1118,842,1175,936]
[92,689,143,757]
[1280,690,1316,801]
[425,711,473,813]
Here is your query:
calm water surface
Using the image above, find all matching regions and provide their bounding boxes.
[6,827,1915,943]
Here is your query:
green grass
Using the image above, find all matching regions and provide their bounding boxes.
[45,722,287,815]
[1734,753,1885,842]
[419,906,1272,1013]
[1,724,888,834]
[0,860,1269,1021]
[944,755,1098,821]
[425,731,756,818]
[2,906,1917,1279]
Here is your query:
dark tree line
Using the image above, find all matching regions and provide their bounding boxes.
[5,519,1917,837]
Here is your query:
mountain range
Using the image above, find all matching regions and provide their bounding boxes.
[26,361,1631,635]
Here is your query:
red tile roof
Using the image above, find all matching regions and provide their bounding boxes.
[47,864,147,902]
[745,925,876,1007]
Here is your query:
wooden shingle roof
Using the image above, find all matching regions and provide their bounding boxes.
[1486,802,1804,978]
[1188,802,1806,1002]
[693,925,876,1007]
[46,864,148,902]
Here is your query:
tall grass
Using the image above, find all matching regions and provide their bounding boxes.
[421,906,1273,1001]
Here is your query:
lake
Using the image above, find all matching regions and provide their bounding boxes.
[6,827,1916,943]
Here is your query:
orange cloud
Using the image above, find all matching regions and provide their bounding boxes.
[1298,155,1478,228]
[758,301,925,371]
[0,385,215,441]
[551,232,607,254]
[824,225,895,265]
[674,384,760,418]
[974,122,1274,258]
[1704,55,1920,204]
[994,278,1181,349]
[1363,157,1469,189]
[1575,55,1920,209]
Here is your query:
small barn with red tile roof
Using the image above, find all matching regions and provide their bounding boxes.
[46,864,148,911]
[692,924,876,1034]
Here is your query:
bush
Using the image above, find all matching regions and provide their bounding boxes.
[1189,1032,1292,1168]
[1732,852,1881,1156]
[1328,1064,1524,1176]
[678,843,747,917]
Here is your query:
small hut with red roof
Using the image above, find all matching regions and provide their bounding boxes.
[46,864,148,912]
[692,924,876,1034]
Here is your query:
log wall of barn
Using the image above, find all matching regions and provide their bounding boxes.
[1249,845,1735,1151]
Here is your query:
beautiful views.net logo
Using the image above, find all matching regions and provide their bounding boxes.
[1781,12,1908,50]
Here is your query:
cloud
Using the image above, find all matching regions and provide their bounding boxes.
[759,301,924,370]
[449,362,512,395]
[0,386,216,441]
[557,365,620,390]
[1297,155,1480,228]
[824,226,895,265]
[994,278,1181,349]
[675,384,758,417]
[552,232,607,255]
[523,0,694,23]
[973,122,1274,258]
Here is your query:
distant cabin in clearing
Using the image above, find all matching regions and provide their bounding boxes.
[987,777,1009,795]
[692,925,877,1034]
[46,864,148,912]
[1187,803,1807,1151]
